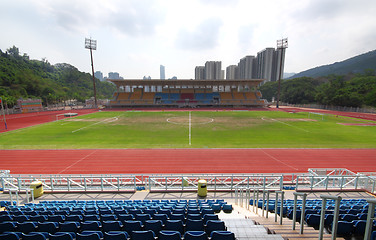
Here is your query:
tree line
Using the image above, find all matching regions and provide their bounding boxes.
[260,70,376,108]
[0,46,116,107]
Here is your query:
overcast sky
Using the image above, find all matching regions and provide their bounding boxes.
[1,0,376,79]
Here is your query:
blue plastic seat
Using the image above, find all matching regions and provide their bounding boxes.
[84,214,100,221]
[132,230,155,240]
[123,220,142,235]
[201,209,214,216]
[38,221,59,234]
[153,213,168,224]
[187,214,202,220]
[211,204,221,213]
[101,214,118,221]
[0,221,17,233]
[59,221,80,232]
[158,209,172,217]
[170,213,185,221]
[18,221,38,233]
[81,221,101,231]
[13,215,30,222]
[22,232,47,240]
[102,220,123,232]
[0,232,20,240]
[49,232,75,240]
[104,231,128,240]
[203,214,219,224]
[210,231,235,240]
[65,215,83,222]
[336,221,354,235]
[165,219,184,234]
[76,232,101,240]
[48,215,66,222]
[186,219,204,231]
[206,220,226,234]
[159,230,181,240]
[306,214,321,227]
[144,220,163,235]
[135,213,152,224]
[184,231,208,240]
[353,220,367,235]
[143,209,157,217]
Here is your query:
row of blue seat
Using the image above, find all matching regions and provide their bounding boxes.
[0,212,220,224]
[0,218,227,234]
[0,230,235,240]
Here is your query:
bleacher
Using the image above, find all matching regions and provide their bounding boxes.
[251,198,375,238]
[0,200,234,240]
[109,88,265,107]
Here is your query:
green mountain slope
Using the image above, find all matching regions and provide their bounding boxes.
[290,50,376,79]
[0,46,116,107]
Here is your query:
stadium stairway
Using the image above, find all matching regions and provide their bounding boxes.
[232,204,345,240]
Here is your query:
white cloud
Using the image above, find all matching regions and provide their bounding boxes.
[175,18,223,51]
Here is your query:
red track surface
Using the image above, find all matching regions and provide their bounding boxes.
[0,109,97,132]
[0,108,375,175]
[0,149,375,174]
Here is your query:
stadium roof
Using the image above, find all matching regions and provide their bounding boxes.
[108,79,265,87]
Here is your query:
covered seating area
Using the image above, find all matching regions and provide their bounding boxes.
[108,79,267,108]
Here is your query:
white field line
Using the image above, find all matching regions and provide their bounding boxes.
[262,117,310,133]
[71,117,119,133]
[189,111,192,145]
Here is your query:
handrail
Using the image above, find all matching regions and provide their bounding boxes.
[318,195,342,240]
[364,199,376,240]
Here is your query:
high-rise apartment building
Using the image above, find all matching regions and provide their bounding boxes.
[160,65,165,80]
[109,72,121,79]
[195,66,205,80]
[238,56,256,79]
[204,61,223,80]
[256,48,275,82]
[226,65,238,79]
[94,71,104,81]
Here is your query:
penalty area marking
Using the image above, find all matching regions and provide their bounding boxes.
[71,117,119,133]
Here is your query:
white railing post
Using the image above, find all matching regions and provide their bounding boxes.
[364,199,376,240]
[319,195,342,240]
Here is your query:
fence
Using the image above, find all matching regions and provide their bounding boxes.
[280,102,376,114]
[1,169,375,194]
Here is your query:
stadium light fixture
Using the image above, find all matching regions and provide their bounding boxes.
[85,37,98,108]
[276,38,288,108]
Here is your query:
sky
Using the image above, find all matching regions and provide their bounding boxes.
[1,0,376,79]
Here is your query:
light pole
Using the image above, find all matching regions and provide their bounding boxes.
[276,38,288,108]
[85,38,98,108]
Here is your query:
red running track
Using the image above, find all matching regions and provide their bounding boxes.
[0,109,98,132]
[0,149,375,174]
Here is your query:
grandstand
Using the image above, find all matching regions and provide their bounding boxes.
[108,79,267,108]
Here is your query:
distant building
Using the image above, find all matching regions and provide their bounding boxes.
[160,65,165,80]
[195,66,205,80]
[226,65,238,80]
[205,61,223,80]
[94,71,104,81]
[257,48,275,82]
[109,72,121,79]
[238,56,256,79]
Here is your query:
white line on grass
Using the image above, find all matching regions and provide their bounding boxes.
[71,117,119,133]
[262,117,310,133]
[188,111,192,145]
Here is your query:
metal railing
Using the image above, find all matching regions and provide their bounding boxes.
[1,169,375,193]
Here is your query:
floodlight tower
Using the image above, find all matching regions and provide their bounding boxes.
[85,38,98,108]
[276,38,288,108]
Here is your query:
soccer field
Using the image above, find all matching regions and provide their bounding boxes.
[0,110,375,149]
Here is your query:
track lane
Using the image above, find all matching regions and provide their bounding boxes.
[0,148,375,174]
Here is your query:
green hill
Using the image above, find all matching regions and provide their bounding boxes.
[0,46,116,107]
[290,49,376,79]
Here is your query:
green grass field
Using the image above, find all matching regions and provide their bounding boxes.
[0,110,375,149]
